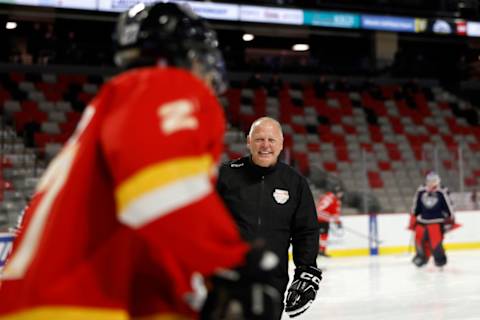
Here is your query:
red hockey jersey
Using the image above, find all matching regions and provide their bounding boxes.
[0,67,249,320]
[316,192,341,223]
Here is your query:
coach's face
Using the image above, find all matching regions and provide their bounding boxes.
[247,120,284,167]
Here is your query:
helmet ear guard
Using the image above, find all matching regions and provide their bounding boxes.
[188,47,227,95]
[113,2,227,94]
[330,184,344,198]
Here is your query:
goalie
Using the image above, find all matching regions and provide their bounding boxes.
[408,172,455,268]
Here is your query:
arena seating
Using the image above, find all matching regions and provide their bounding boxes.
[222,77,480,213]
[0,125,37,229]
[0,70,104,229]
[1,70,479,225]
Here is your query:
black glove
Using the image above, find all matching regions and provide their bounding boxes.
[285,265,322,318]
[201,243,282,320]
[443,217,456,232]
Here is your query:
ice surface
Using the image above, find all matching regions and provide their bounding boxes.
[286,250,480,320]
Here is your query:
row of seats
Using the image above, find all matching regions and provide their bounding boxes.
[0,127,42,229]
[0,71,93,229]
[1,71,479,220]
[0,71,97,162]
[223,79,480,213]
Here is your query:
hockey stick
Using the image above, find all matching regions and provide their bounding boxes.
[341,225,383,244]
[445,223,462,233]
[407,231,414,255]
[330,222,345,237]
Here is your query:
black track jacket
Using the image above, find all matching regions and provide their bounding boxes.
[217,156,319,293]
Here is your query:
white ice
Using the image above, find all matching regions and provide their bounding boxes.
[285,250,480,320]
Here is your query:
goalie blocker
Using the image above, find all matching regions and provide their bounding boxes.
[285,265,323,317]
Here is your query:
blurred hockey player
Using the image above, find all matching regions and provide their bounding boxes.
[408,172,455,267]
[0,3,281,319]
[316,186,343,257]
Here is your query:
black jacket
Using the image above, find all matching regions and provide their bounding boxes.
[217,156,319,292]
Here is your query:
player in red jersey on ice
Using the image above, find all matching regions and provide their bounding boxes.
[0,3,280,320]
[316,186,343,257]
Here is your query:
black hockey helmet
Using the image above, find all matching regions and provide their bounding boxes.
[113,2,227,94]
[332,184,344,198]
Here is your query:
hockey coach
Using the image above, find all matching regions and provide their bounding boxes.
[217,117,322,318]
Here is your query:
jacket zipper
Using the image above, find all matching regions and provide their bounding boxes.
[258,175,264,228]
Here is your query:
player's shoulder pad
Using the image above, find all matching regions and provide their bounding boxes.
[417,185,427,192]
[438,185,450,194]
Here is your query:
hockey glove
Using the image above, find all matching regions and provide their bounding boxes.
[201,243,282,320]
[285,265,322,318]
[443,217,456,232]
[407,214,417,231]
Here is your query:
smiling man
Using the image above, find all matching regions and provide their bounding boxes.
[217,117,322,318]
[248,117,284,167]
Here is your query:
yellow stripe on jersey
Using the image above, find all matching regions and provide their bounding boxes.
[0,307,129,320]
[116,155,213,228]
[132,313,191,320]
[0,307,192,320]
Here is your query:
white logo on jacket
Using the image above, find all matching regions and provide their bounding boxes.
[421,192,439,208]
[273,189,289,204]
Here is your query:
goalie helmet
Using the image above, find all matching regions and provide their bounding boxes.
[113,2,227,94]
[425,171,441,189]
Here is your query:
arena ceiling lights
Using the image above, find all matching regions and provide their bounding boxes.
[5,21,17,29]
[2,0,480,37]
[242,33,255,42]
[292,43,310,51]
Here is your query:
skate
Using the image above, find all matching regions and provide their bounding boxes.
[412,255,428,267]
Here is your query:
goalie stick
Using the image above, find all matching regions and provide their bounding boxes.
[341,225,383,244]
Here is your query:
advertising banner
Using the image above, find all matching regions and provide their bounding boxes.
[467,21,480,37]
[240,5,303,25]
[361,15,416,32]
[175,1,239,21]
[304,10,360,29]
[0,233,14,268]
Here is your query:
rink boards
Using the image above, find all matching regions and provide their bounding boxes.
[1,211,479,269]
[0,233,14,268]
[327,210,480,257]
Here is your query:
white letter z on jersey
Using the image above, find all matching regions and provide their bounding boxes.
[158,99,198,135]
